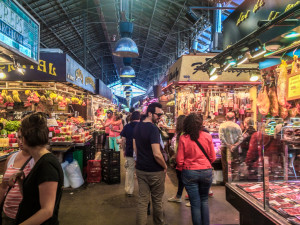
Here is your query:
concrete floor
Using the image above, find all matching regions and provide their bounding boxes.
[59,158,239,225]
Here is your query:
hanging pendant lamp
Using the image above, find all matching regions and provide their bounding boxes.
[113,38,139,57]
[113,22,139,58]
[120,66,135,78]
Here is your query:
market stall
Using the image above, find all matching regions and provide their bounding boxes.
[193,1,300,224]
[0,51,113,182]
[160,54,261,183]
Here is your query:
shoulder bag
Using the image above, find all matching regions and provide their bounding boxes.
[0,156,32,224]
[194,139,212,166]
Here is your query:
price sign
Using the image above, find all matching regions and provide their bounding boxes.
[287,74,300,101]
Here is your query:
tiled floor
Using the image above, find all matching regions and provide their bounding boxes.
[59,157,239,225]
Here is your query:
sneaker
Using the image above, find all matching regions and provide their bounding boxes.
[209,191,213,197]
[185,194,189,200]
[168,196,182,203]
[185,202,191,207]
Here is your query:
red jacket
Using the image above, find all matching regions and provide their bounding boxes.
[176,131,216,171]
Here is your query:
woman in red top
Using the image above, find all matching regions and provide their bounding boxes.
[177,114,216,225]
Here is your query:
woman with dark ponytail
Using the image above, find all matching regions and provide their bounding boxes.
[16,112,63,225]
[176,113,216,225]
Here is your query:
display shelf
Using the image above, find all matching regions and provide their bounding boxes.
[50,141,74,146]
[226,183,291,225]
[75,138,93,147]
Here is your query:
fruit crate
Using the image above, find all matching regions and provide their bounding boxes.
[102,167,120,175]
[101,158,120,167]
[101,149,120,161]
[102,174,120,184]
[87,160,101,168]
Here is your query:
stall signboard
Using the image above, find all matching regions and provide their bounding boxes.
[223,0,300,48]
[167,54,258,84]
[0,52,66,81]
[0,0,40,64]
[287,74,300,101]
[66,54,96,94]
[98,79,112,100]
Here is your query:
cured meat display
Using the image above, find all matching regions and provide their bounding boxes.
[279,105,289,119]
[235,181,300,223]
[277,60,288,107]
[288,216,300,225]
[280,207,300,217]
[257,86,270,115]
[268,83,279,117]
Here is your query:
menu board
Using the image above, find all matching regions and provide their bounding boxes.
[287,74,300,101]
[0,0,40,64]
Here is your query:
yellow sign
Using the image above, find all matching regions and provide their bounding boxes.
[0,60,57,76]
[287,74,300,100]
[236,10,250,26]
[253,0,265,13]
[285,1,300,12]
[85,77,95,90]
[75,68,83,84]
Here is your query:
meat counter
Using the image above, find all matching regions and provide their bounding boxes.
[225,121,300,225]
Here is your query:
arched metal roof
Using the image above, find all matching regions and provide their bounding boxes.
[16,0,244,89]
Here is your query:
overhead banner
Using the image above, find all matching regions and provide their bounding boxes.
[223,0,299,48]
[0,52,66,81]
[0,0,40,64]
[66,54,96,94]
[98,79,112,100]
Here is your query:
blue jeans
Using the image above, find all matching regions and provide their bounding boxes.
[182,169,212,225]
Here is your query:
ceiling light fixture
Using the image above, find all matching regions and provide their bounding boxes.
[16,63,25,75]
[283,31,300,39]
[224,60,236,71]
[209,74,218,81]
[250,72,260,81]
[237,52,251,66]
[209,66,217,76]
[0,69,6,79]
[249,40,266,58]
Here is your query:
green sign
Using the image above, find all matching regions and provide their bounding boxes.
[0,0,39,63]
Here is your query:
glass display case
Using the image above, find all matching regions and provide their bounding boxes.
[226,119,300,225]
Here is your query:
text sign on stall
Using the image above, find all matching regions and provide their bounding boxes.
[287,74,300,101]
[0,0,40,64]
[66,54,96,94]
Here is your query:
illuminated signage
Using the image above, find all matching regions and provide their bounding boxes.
[75,68,83,84]
[0,0,39,63]
[253,0,265,13]
[236,10,250,26]
[287,74,300,101]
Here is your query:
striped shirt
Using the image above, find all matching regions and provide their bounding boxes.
[3,152,34,219]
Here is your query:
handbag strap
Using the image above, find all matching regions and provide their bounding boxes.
[3,156,32,200]
[194,139,212,166]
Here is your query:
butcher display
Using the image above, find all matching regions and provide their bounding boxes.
[257,86,270,115]
[268,82,279,117]
[277,60,288,107]
[279,105,289,119]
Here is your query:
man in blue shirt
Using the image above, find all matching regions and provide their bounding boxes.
[133,103,167,225]
[120,111,141,197]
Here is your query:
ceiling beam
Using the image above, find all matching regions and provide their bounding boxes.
[55,0,103,75]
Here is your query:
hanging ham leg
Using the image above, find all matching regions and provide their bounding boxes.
[279,105,288,119]
[277,60,288,107]
[268,83,279,117]
[257,86,270,115]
